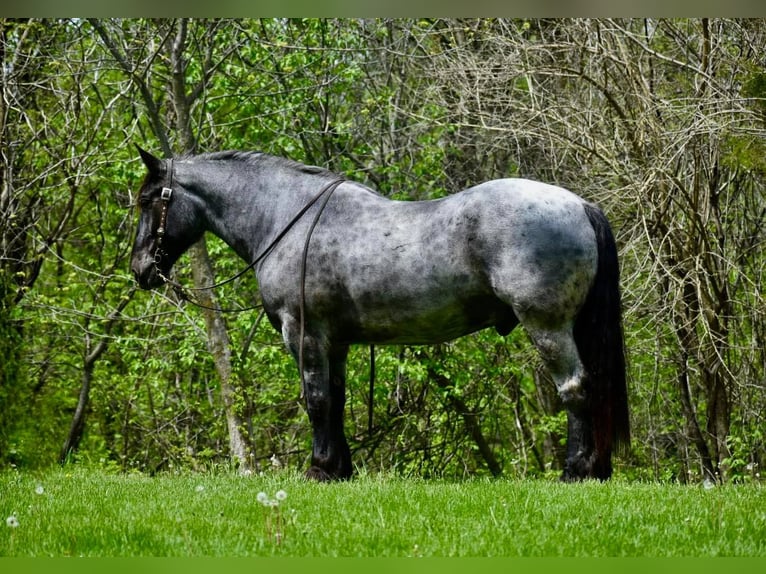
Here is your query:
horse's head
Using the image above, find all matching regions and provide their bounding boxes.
[130,147,204,290]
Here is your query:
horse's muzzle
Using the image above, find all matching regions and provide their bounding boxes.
[131,256,166,290]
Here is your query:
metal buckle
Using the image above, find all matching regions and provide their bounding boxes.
[160,187,173,201]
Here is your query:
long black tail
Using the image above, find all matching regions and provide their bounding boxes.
[574,203,630,477]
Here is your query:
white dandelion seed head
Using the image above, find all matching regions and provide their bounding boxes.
[195,485,205,492]
[275,489,287,501]
[6,515,19,528]
[256,491,269,505]
[35,485,45,495]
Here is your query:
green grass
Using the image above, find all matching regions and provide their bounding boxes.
[1,468,764,557]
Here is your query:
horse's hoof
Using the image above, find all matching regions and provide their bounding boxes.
[305,466,334,482]
[559,470,583,483]
[561,451,611,482]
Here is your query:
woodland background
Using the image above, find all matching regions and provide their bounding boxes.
[1,18,764,483]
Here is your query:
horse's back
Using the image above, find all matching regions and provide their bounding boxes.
[266,177,598,345]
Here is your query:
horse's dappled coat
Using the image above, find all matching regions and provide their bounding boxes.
[131,148,630,481]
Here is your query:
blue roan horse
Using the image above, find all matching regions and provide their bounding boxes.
[130,147,630,481]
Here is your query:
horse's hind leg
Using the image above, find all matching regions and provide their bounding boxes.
[525,325,597,481]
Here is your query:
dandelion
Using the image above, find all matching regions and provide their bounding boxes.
[258,489,289,545]
[6,515,19,528]
[35,484,45,495]
[195,485,205,493]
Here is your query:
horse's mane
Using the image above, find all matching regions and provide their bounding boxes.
[194,150,334,178]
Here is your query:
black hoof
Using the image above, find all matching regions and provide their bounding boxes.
[305,464,354,482]
[305,466,334,482]
[560,452,612,482]
[560,469,582,483]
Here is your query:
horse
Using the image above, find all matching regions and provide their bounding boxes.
[130,147,630,482]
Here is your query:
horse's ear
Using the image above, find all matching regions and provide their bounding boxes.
[136,145,163,175]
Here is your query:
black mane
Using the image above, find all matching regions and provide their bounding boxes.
[194,150,333,178]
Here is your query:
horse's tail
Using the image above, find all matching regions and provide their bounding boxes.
[574,203,630,478]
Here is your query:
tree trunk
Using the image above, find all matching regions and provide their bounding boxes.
[187,239,251,470]
[422,353,502,477]
[674,281,717,482]
[60,288,136,463]
[91,17,253,472]
[167,19,252,473]
[60,353,95,464]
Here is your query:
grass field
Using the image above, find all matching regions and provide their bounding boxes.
[1,468,764,557]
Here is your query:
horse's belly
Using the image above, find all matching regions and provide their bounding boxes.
[345,290,515,345]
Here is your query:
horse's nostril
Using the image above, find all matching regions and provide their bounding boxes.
[131,261,148,288]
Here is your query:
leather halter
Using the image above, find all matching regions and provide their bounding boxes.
[152,159,174,277]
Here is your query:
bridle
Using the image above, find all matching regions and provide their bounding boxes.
[152,160,175,281]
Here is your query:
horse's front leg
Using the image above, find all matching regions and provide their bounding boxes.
[318,344,352,480]
[285,324,352,481]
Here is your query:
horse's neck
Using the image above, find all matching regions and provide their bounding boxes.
[188,163,315,264]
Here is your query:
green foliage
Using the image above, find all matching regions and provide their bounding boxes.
[0,272,23,465]
[742,70,766,119]
[721,134,766,174]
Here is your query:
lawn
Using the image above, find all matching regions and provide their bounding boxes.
[1,468,765,557]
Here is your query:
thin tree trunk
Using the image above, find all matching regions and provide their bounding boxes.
[188,240,251,470]
[59,353,94,464]
[92,17,253,472]
[421,353,502,477]
[674,284,717,482]
[168,19,251,472]
[60,288,136,463]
